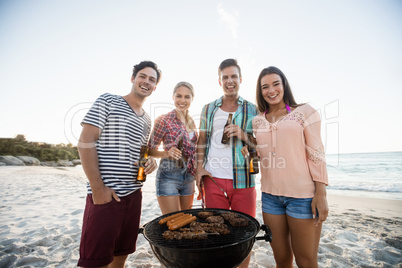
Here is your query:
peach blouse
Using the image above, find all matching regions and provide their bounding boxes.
[253,104,328,198]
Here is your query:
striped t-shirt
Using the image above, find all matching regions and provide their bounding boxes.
[82,93,151,197]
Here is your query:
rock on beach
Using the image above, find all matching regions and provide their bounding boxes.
[16,156,40,166]
[0,156,25,166]
[0,155,81,167]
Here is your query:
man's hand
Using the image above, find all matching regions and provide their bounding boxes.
[224,124,247,141]
[195,167,212,189]
[92,185,120,205]
[144,157,157,174]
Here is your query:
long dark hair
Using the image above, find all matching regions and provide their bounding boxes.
[256,66,298,113]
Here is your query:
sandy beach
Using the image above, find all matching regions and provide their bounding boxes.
[0,166,401,267]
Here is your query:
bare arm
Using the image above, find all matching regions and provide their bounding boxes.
[148,147,182,160]
[195,130,212,189]
[311,181,328,226]
[78,124,120,204]
[148,148,168,159]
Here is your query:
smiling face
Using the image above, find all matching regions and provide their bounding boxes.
[173,86,193,112]
[131,67,158,98]
[261,73,285,107]
[219,66,242,97]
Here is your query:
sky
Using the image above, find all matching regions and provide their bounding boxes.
[1,0,401,154]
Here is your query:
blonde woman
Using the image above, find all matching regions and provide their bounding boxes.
[148,81,198,214]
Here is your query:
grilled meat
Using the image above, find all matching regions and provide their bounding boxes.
[220,212,249,226]
[198,211,215,219]
[220,212,238,221]
[162,228,208,240]
[190,221,230,235]
[228,217,248,226]
[159,212,184,224]
[205,215,224,224]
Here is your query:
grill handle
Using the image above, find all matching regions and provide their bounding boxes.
[138,223,147,234]
[255,224,272,242]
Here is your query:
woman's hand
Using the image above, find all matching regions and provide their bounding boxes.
[241,145,249,157]
[167,147,182,160]
[311,182,329,226]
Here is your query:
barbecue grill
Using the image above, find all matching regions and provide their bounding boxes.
[139,208,272,268]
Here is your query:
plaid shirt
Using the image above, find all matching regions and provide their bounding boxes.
[148,110,198,175]
[199,96,258,188]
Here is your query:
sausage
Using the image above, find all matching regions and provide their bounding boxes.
[159,212,184,225]
[169,215,197,231]
[169,216,197,231]
[167,214,192,227]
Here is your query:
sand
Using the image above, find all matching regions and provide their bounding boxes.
[0,166,401,267]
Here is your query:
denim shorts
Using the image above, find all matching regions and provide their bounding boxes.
[156,159,195,197]
[262,192,315,219]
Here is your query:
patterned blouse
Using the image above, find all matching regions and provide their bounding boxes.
[253,104,329,198]
[148,110,198,175]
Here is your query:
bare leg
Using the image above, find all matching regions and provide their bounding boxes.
[287,216,322,268]
[263,212,294,268]
[179,194,194,210]
[237,252,251,268]
[157,196,181,215]
[108,255,128,268]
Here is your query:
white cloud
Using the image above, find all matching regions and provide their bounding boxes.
[217,3,239,40]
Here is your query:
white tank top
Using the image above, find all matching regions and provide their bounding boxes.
[205,108,233,180]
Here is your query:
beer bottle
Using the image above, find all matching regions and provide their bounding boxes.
[137,145,148,182]
[176,136,184,169]
[248,135,259,174]
[221,113,233,144]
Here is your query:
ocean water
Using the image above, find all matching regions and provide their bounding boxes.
[325,151,402,200]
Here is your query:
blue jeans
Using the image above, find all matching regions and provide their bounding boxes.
[155,159,195,197]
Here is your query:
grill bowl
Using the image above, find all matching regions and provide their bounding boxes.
[139,208,268,268]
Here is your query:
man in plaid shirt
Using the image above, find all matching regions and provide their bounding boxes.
[196,58,257,268]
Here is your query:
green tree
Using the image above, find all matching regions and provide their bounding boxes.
[0,136,79,162]
[15,134,26,141]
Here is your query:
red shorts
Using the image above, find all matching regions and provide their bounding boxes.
[203,177,256,217]
[77,190,142,267]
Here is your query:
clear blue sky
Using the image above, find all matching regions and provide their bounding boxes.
[1,0,401,154]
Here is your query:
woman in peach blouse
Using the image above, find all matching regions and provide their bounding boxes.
[242,66,329,268]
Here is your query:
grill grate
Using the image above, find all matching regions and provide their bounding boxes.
[142,208,259,249]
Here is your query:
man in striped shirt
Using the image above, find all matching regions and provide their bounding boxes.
[196,58,258,268]
[77,61,161,268]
